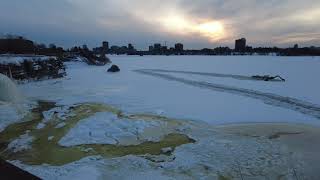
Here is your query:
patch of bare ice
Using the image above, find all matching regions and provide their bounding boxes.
[37,106,75,130]
[58,112,164,146]
[8,133,34,153]
[55,122,66,129]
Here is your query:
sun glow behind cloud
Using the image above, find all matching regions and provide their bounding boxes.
[157,14,226,41]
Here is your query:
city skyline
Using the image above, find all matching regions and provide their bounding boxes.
[1,0,319,49]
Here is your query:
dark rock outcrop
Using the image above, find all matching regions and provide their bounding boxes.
[107,65,120,72]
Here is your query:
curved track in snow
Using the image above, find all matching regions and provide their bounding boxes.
[142,69,284,82]
[135,69,320,119]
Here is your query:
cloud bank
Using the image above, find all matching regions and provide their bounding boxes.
[0,0,319,49]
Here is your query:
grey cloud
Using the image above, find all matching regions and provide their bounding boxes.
[0,0,319,48]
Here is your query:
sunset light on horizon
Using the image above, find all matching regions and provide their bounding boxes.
[158,14,226,41]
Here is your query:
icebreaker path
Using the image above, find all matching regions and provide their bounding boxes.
[135,69,320,119]
[139,69,279,81]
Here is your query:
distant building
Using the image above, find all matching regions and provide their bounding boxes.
[149,45,154,52]
[175,43,184,52]
[102,41,109,52]
[154,43,161,52]
[128,43,134,50]
[235,38,246,52]
[110,45,119,52]
[161,46,168,51]
[127,43,136,54]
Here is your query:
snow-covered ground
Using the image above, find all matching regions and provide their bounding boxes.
[1,55,320,179]
[19,55,320,125]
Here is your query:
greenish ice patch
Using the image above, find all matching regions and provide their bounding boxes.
[0,101,195,166]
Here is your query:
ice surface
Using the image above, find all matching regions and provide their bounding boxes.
[58,112,164,146]
[2,55,320,179]
[19,55,320,125]
[8,133,34,153]
[11,122,306,180]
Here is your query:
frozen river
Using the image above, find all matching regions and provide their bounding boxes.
[19,55,320,125]
[2,55,320,179]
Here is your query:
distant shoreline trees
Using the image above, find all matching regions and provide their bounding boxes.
[0,35,319,56]
[0,35,64,58]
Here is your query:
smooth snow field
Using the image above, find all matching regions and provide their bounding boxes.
[20,55,320,125]
[1,55,320,180]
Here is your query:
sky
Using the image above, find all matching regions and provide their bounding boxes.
[0,0,319,49]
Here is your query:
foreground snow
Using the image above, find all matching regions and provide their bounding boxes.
[11,121,307,180]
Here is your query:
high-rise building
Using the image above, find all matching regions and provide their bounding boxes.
[175,43,184,52]
[154,43,161,52]
[235,38,246,51]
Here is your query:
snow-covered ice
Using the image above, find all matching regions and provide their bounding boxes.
[10,123,306,179]
[42,106,74,122]
[8,133,34,153]
[2,55,320,179]
[19,55,320,125]
[58,112,165,146]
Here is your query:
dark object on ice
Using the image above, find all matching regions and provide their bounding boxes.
[0,158,41,180]
[252,75,285,81]
[107,65,120,72]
